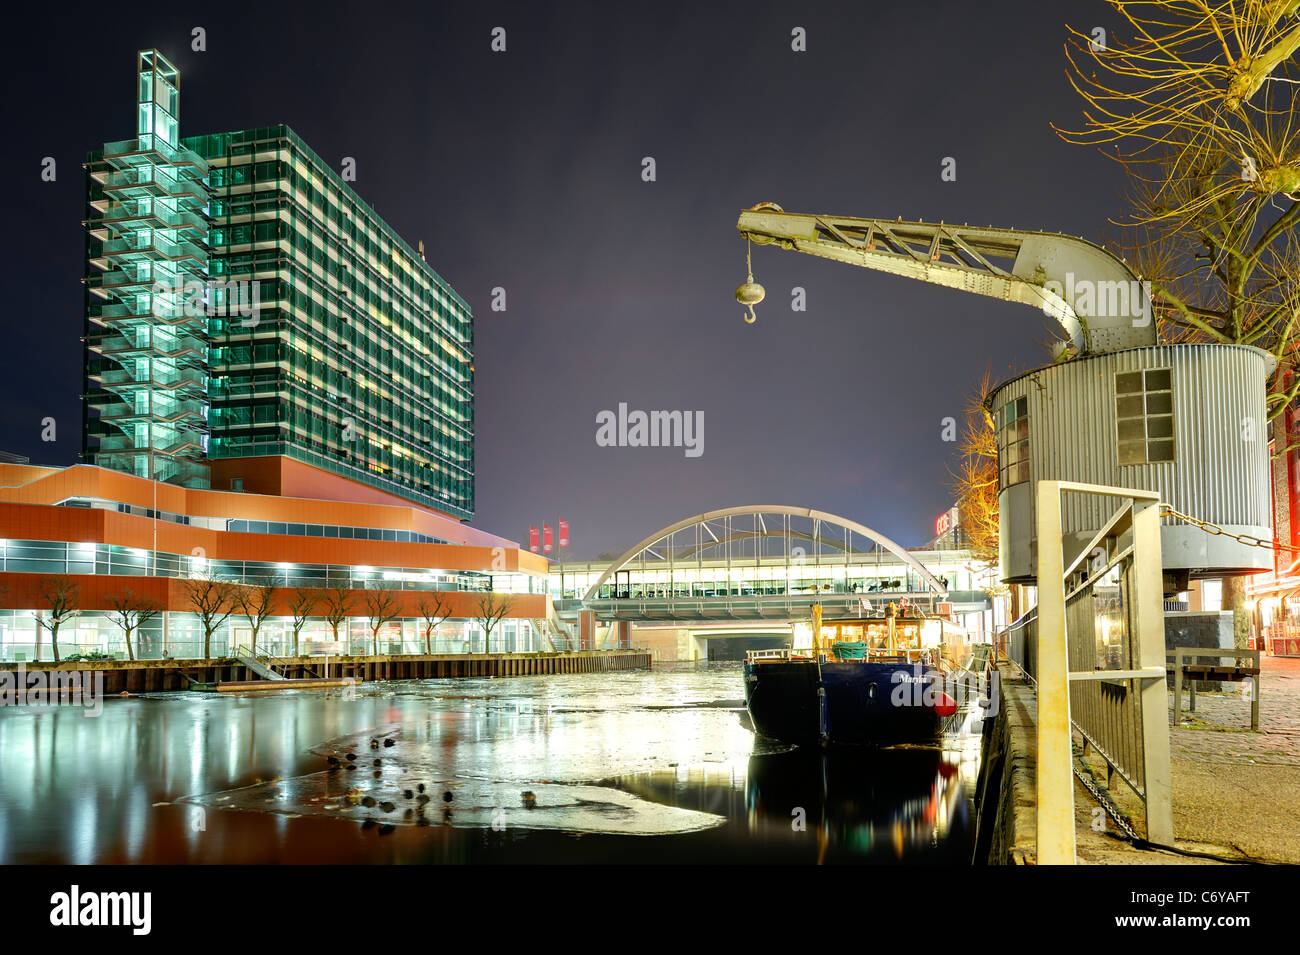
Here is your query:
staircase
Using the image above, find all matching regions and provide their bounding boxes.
[233,645,287,681]
[533,609,578,651]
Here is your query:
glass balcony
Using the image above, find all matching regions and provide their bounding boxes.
[87,309,208,338]
[100,166,207,203]
[95,367,207,392]
[103,135,207,171]
[98,397,207,424]
[100,233,206,264]
[93,204,208,236]
[87,271,153,293]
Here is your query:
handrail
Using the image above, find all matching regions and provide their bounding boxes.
[235,644,321,680]
[744,645,935,664]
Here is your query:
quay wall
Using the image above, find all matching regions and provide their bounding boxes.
[972,663,1039,865]
[0,650,651,693]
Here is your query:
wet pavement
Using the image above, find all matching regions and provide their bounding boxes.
[1070,656,1300,864]
[0,663,982,863]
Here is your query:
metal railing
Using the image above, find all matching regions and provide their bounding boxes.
[1033,480,1173,863]
[233,645,286,681]
[743,646,935,664]
[233,644,327,681]
[1003,610,1037,680]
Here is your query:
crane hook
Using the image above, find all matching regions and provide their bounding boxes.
[735,236,765,324]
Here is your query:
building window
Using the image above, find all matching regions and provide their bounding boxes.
[1116,369,1174,465]
[1200,579,1223,612]
[997,396,1030,487]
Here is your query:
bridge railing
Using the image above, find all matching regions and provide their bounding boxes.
[587,592,937,621]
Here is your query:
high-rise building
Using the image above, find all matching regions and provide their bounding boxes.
[84,50,475,520]
[0,49,564,669]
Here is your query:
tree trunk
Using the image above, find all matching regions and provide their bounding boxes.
[425,627,432,654]
[35,626,43,663]
[125,627,136,662]
[51,625,61,665]
[293,628,300,656]
[203,628,211,660]
[1223,574,1251,649]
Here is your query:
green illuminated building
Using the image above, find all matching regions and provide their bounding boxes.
[84,50,476,519]
[83,51,211,488]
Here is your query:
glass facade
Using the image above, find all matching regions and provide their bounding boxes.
[189,125,474,518]
[549,554,978,600]
[0,609,537,662]
[0,540,541,594]
[83,53,475,519]
[83,51,212,488]
[0,536,544,662]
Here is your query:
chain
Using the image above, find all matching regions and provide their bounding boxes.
[1074,754,1140,842]
[1159,503,1300,554]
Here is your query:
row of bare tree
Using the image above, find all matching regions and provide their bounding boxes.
[7,576,516,663]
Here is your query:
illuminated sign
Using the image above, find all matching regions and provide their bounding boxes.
[935,512,951,536]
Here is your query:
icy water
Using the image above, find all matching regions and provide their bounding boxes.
[0,663,981,864]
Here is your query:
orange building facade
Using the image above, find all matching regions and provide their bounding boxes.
[0,461,551,662]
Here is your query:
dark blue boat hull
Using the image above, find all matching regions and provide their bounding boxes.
[743,660,947,747]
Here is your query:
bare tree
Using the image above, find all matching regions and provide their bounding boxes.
[947,369,1001,566]
[416,593,451,655]
[363,587,400,655]
[1057,1,1300,401]
[1058,2,1300,221]
[1056,2,1300,645]
[474,592,514,654]
[106,590,162,662]
[236,584,277,655]
[287,588,318,657]
[321,586,353,653]
[183,576,239,659]
[34,576,80,664]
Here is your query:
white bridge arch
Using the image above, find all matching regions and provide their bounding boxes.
[580,505,949,604]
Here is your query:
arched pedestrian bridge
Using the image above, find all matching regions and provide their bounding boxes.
[560,506,982,624]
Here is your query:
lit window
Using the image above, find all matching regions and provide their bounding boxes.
[997,397,1030,487]
[1116,369,1174,465]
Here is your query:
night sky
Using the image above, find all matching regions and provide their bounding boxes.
[0,0,1128,557]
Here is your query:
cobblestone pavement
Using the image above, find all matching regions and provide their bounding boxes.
[1076,656,1300,865]
[1169,655,1300,763]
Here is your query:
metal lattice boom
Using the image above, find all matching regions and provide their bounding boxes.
[737,206,1158,355]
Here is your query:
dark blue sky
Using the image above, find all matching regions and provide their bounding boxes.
[0,0,1129,556]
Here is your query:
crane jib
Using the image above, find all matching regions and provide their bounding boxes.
[735,206,1156,356]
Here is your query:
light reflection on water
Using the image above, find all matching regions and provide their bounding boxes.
[0,663,980,864]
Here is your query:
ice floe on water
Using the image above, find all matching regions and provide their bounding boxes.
[181,721,728,836]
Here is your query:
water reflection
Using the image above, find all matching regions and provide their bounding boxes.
[608,746,977,863]
[0,663,980,864]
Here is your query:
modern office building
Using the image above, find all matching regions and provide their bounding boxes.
[0,49,543,664]
[84,50,474,520]
[0,463,548,662]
